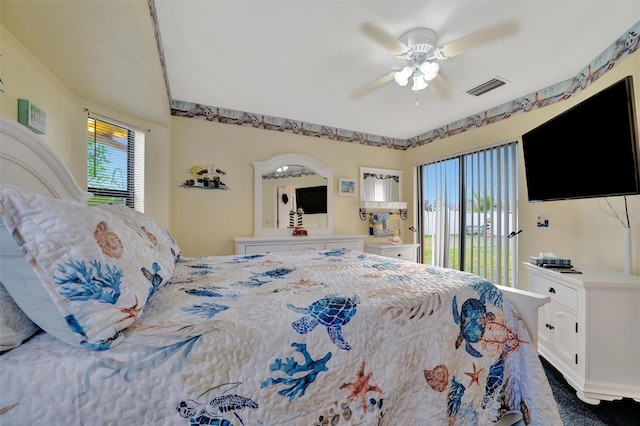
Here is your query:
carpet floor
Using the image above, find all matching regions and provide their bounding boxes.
[541,356,640,425]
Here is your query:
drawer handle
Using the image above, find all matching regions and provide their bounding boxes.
[545,323,555,330]
[548,287,556,293]
[397,253,402,257]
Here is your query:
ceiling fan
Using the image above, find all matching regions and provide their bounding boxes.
[352,21,519,100]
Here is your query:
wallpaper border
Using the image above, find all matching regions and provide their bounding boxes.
[150,4,638,151]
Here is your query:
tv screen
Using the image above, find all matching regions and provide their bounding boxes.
[295,185,327,214]
[521,75,640,202]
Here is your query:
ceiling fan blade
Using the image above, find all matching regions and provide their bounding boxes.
[428,74,451,100]
[351,72,395,100]
[438,21,519,58]
[360,22,409,56]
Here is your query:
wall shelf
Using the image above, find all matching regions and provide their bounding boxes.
[180,184,230,190]
[181,164,229,190]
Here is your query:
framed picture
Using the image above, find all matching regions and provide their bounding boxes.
[339,178,357,196]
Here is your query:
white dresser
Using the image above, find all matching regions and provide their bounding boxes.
[523,262,640,404]
[234,234,365,255]
[364,243,419,263]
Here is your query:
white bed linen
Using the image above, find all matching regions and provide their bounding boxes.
[0,249,561,425]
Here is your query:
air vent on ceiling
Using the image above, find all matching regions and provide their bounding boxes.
[466,78,507,96]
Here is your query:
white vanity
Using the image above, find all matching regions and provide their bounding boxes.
[234,153,366,255]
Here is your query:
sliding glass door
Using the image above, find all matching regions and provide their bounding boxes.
[418,142,519,286]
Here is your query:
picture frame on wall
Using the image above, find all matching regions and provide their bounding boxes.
[339,178,356,196]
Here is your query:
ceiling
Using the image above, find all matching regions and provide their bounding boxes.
[2,1,639,142]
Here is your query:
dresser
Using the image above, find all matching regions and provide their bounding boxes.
[523,262,640,404]
[364,243,419,263]
[234,234,365,255]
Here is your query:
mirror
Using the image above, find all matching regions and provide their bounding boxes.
[254,154,334,236]
[360,167,403,205]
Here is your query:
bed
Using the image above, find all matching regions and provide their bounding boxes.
[0,116,561,425]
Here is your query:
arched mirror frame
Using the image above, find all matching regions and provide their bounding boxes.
[254,153,334,236]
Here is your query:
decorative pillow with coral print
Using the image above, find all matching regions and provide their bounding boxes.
[95,203,181,266]
[0,184,174,350]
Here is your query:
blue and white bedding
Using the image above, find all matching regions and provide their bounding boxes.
[0,249,561,425]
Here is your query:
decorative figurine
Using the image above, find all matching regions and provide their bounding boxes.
[292,208,307,236]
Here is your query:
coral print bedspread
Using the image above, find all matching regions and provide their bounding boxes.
[0,249,560,425]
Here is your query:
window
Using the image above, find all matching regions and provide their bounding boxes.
[418,141,518,286]
[87,115,144,210]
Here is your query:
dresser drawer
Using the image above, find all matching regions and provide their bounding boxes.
[382,247,416,262]
[291,242,325,251]
[531,274,577,312]
[234,235,366,255]
[326,240,363,251]
[244,244,292,254]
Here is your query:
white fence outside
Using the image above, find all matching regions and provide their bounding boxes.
[422,210,516,237]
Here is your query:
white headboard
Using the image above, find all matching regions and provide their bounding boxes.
[0,117,92,348]
[0,116,92,202]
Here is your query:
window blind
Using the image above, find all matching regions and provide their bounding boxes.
[87,115,145,211]
[420,141,518,286]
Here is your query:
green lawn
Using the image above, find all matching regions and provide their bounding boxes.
[422,234,515,286]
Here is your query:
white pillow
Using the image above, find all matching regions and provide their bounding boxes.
[0,184,176,350]
[1,218,78,347]
[0,280,40,352]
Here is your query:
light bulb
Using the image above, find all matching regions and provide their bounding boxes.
[411,75,428,91]
[420,61,440,81]
[393,66,412,87]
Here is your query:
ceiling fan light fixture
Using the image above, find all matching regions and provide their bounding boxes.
[356,22,517,100]
[394,66,412,86]
[420,61,440,81]
[411,75,428,92]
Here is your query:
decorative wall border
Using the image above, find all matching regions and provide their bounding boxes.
[407,21,639,148]
[150,2,638,151]
[170,101,406,150]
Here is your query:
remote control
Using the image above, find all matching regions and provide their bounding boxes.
[542,263,573,269]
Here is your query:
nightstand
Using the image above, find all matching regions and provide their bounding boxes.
[364,243,419,263]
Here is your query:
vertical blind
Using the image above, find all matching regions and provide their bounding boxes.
[429,157,461,269]
[420,141,518,286]
[87,115,145,211]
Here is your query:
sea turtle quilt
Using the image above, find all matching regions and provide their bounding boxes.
[0,249,561,425]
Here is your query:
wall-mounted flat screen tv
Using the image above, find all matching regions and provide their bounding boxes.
[295,185,327,214]
[521,75,640,202]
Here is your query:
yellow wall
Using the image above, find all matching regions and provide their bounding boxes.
[404,51,640,280]
[169,117,405,256]
[0,24,173,229]
[0,26,84,181]
[2,20,639,280]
